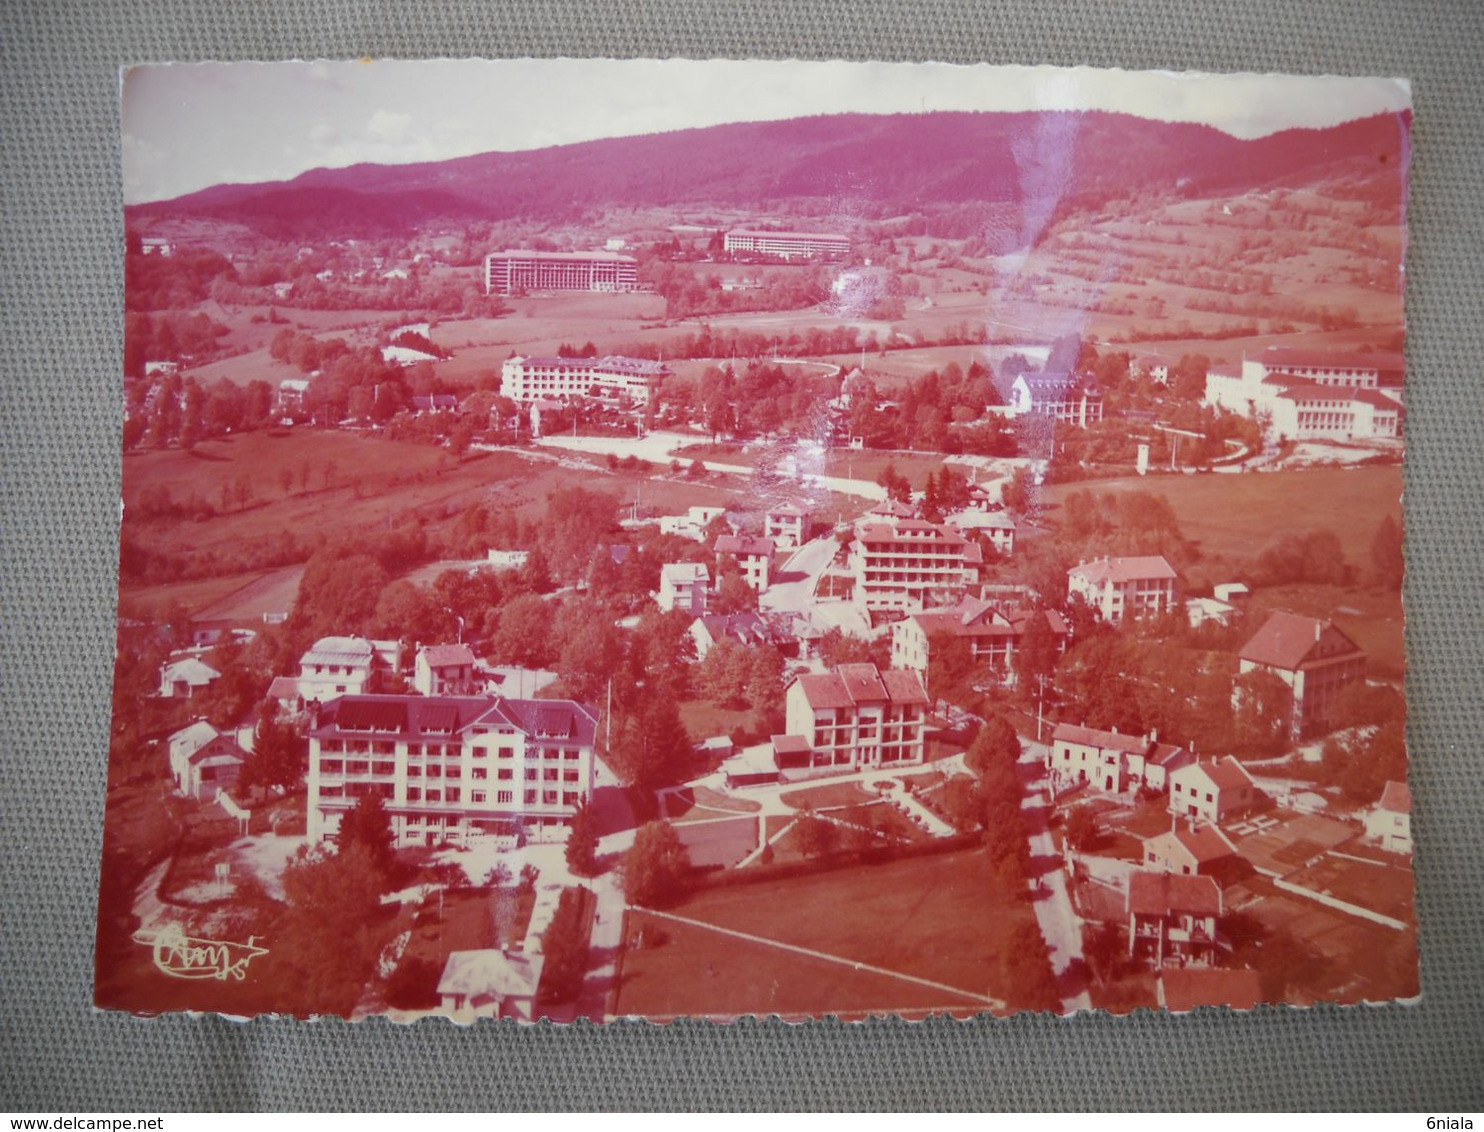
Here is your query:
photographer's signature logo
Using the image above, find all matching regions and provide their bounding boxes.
[132,925,268,981]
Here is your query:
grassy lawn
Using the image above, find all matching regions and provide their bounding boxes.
[664,786,762,823]
[829,800,932,843]
[613,848,1048,1019]
[385,886,536,1010]
[780,780,877,810]
[675,817,759,869]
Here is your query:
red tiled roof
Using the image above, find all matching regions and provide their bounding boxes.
[1159,966,1263,1012]
[715,534,775,558]
[1238,610,1363,671]
[1052,722,1154,755]
[1261,347,1405,375]
[1127,870,1222,917]
[421,643,476,668]
[1068,556,1177,585]
[1176,756,1254,792]
[793,664,927,710]
[1146,824,1236,864]
[1379,780,1411,814]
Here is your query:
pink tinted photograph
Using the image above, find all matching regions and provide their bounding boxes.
[100,59,1415,1022]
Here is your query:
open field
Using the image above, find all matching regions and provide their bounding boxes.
[120,430,742,614]
[1040,465,1402,568]
[612,848,1044,1019]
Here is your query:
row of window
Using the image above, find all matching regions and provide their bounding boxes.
[318,741,582,760]
[322,786,584,808]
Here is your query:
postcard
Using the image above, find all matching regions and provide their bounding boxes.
[99,58,1415,1021]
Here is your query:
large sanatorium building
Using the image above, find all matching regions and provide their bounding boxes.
[483,250,640,295]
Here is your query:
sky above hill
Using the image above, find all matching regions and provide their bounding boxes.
[122,58,1410,204]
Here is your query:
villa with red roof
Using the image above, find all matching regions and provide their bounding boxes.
[1142,822,1238,877]
[763,501,811,550]
[413,643,480,697]
[1365,779,1412,854]
[780,662,930,774]
[1127,869,1223,967]
[1067,555,1178,624]
[1046,721,1190,795]
[1168,757,1261,824]
[890,597,1067,686]
[714,533,775,591]
[847,516,981,614]
[1238,610,1366,736]
[307,692,599,847]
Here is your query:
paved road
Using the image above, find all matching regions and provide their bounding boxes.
[1018,743,1094,1015]
[533,431,887,500]
[760,534,839,615]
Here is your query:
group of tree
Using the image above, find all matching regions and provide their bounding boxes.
[621,821,693,907]
[538,887,595,1005]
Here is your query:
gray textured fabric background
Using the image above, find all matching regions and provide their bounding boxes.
[3,0,1482,1111]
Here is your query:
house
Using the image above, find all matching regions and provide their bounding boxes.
[158,656,220,699]
[1067,555,1178,624]
[1141,822,1238,877]
[437,949,544,1022]
[764,502,810,550]
[777,663,930,775]
[266,675,303,713]
[658,505,727,541]
[296,636,399,703]
[307,693,600,847]
[1157,966,1262,1012]
[688,612,797,661]
[1168,757,1261,824]
[848,517,981,614]
[276,378,310,413]
[413,644,480,696]
[411,394,459,414]
[1045,722,1182,795]
[1237,611,1366,737]
[1007,374,1104,427]
[167,720,249,801]
[1126,869,1222,967]
[889,597,1068,687]
[714,534,774,591]
[1203,354,1405,443]
[944,508,1016,556]
[1134,355,1171,385]
[658,563,710,615]
[1365,780,1412,854]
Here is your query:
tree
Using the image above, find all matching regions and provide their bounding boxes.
[335,792,396,881]
[965,714,1022,780]
[538,887,593,1005]
[1231,668,1296,756]
[565,802,600,878]
[926,632,977,706]
[793,807,840,859]
[276,843,389,1016]
[875,462,912,505]
[1013,611,1061,693]
[1064,805,1099,853]
[489,594,554,668]
[621,821,691,907]
[1370,515,1405,590]
[244,701,306,791]
[608,696,693,788]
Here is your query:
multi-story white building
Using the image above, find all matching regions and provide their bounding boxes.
[1365,780,1412,854]
[1204,351,1405,443]
[714,534,774,591]
[1067,556,1178,624]
[943,508,1017,556]
[1237,610,1366,737]
[764,502,810,550]
[780,663,929,774]
[848,517,981,614]
[1007,375,1104,427]
[723,229,850,261]
[483,250,639,295]
[500,355,671,406]
[890,598,1068,687]
[307,693,599,847]
[296,636,400,704]
[658,562,710,615]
